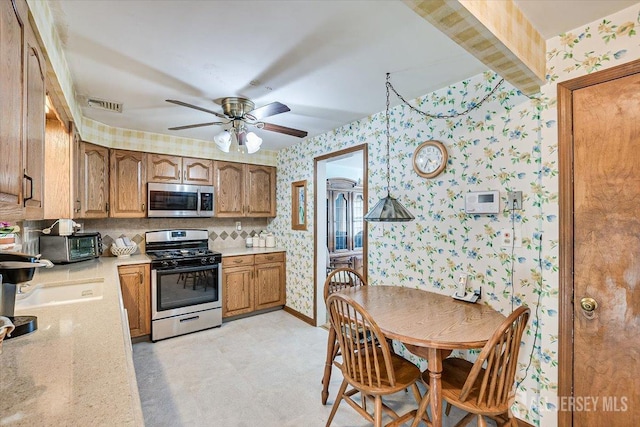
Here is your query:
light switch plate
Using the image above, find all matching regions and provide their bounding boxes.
[506,191,523,211]
[235,221,242,231]
[501,227,522,247]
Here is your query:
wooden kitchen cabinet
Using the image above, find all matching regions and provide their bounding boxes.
[109,149,147,217]
[254,252,286,310]
[118,263,151,338]
[214,161,276,218]
[80,142,110,218]
[221,252,286,319]
[23,21,46,219]
[0,0,46,220]
[222,264,254,317]
[147,153,213,185]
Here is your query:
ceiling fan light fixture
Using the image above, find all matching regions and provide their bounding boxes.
[213,130,232,153]
[245,132,263,154]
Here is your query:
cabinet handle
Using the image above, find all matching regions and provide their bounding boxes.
[142,203,145,212]
[23,173,33,206]
[266,256,274,260]
[233,259,243,264]
[138,272,143,284]
[106,202,110,213]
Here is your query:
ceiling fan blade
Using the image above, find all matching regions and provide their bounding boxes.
[262,122,308,138]
[168,122,223,131]
[248,102,290,120]
[166,99,227,119]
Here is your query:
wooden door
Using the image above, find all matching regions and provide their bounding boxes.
[214,161,245,217]
[222,266,254,317]
[0,0,24,218]
[183,157,213,185]
[118,264,150,338]
[255,261,285,310]
[559,64,640,425]
[110,149,146,217]
[23,24,45,219]
[146,153,181,183]
[80,142,109,218]
[245,165,276,217]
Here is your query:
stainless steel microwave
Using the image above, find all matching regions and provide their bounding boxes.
[147,182,215,218]
[39,233,103,264]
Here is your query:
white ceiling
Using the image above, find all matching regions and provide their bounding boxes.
[48,0,638,152]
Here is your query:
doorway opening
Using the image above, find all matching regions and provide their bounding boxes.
[313,144,368,326]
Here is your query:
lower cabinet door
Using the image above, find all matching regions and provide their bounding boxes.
[118,264,150,338]
[254,262,285,310]
[222,266,254,317]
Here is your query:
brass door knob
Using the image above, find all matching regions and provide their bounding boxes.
[580,297,598,312]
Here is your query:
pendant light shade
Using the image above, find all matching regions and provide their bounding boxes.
[364,192,414,222]
[365,73,415,223]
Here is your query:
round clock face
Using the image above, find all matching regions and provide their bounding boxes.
[413,140,448,178]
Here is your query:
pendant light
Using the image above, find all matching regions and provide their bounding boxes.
[364,73,415,222]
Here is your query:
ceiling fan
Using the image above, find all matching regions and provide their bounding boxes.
[166,97,308,153]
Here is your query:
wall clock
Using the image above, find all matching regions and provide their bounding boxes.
[413,140,448,178]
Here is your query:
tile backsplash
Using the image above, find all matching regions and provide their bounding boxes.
[16,218,271,256]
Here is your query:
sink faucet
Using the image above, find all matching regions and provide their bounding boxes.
[16,283,31,294]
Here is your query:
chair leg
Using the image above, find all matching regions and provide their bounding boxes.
[452,413,475,427]
[321,329,337,405]
[477,414,488,427]
[410,390,430,427]
[445,402,452,416]
[374,395,383,427]
[325,379,348,427]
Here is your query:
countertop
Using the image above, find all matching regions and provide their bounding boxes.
[214,246,286,257]
[0,247,286,426]
[0,255,149,427]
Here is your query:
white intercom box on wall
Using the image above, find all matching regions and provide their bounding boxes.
[464,190,500,214]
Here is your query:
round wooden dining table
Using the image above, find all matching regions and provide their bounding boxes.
[338,285,506,427]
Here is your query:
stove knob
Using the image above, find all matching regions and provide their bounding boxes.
[161,261,169,268]
[200,258,208,265]
[210,257,217,264]
[170,260,178,267]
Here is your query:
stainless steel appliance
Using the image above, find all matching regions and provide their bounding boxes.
[145,229,222,341]
[147,183,214,218]
[39,232,102,264]
[0,252,54,338]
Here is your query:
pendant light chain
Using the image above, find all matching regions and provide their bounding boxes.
[385,73,392,193]
[386,77,505,119]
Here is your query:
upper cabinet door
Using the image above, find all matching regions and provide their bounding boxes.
[23,23,46,219]
[146,154,182,184]
[80,142,109,218]
[214,161,245,217]
[0,0,25,219]
[245,165,276,217]
[110,149,147,218]
[182,157,213,185]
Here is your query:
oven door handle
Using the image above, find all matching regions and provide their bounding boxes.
[153,264,219,275]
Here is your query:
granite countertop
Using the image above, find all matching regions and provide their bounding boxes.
[214,246,286,257]
[0,254,149,427]
[0,247,286,426]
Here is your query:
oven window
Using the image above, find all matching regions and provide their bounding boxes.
[156,267,219,311]
[149,190,198,211]
[69,237,97,259]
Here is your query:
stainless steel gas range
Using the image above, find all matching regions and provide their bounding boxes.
[145,229,222,341]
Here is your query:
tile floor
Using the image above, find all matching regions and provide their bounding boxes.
[133,310,493,427]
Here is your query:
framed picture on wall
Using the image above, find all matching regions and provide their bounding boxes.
[291,180,307,230]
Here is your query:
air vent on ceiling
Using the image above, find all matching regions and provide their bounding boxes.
[86,97,122,113]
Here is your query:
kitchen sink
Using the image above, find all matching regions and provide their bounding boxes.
[15,279,104,309]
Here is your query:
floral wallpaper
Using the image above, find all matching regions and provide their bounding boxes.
[270,4,640,426]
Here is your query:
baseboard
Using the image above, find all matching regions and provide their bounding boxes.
[283,305,315,325]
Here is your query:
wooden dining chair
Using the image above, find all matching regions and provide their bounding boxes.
[325,292,423,427]
[412,306,530,427]
[321,267,367,405]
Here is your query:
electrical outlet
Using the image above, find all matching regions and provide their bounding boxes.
[506,191,523,211]
[501,228,522,247]
[235,221,242,231]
